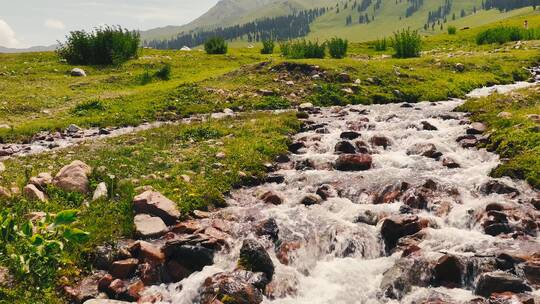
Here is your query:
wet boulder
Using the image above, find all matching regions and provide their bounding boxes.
[442,157,460,169]
[288,142,305,154]
[523,260,540,286]
[255,218,279,242]
[300,194,323,206]
[197,271,264,304]
[380,215,427,252]
[467,122,487,135]
[421,121,438,131]
[406,143,442,159]
[334,141,356,154]
[316,184,338,200]
[370,135,391,149]
[259,190,283,205]
[480,180,519,196]
[133,191,180,225]
[433,255,464,287]
[474,272,532,297]
[334,154,372,171]
[238,239,275,280]
[163,242,215,282]
[380,257,432,299]
[340,131,361,140]
[128,241,165,265]
[372,181,410,204]
[53,160,92,193]
[402,186,433,210]
[109,258,139,279]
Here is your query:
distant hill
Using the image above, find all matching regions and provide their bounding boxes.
[0,45,57,53]
[142,0,539,47]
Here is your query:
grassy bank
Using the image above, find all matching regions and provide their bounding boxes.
[457,87,540,189]
[0,112,299,303]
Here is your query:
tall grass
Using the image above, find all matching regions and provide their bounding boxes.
[374,38,388,51]
[392,29,422,58]
[204,37,228,54]
[57,26,140,65]
[280,40,325,59]
[327,37,348,59]
[261,39,275,54]
[476,26,540,45]
[448,26,457,35]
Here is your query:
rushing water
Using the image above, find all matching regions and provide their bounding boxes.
[141,72,540,303]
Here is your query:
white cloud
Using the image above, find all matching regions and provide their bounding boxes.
[45,19,66,30]
[0,19,19,48]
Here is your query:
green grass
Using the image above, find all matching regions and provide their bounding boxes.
[457,88,540,189]
[0,112,299,302]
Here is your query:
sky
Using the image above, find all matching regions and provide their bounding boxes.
[0,0,219,48]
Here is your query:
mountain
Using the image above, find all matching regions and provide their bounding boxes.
[0,45,57,53]
[142,0,538,46]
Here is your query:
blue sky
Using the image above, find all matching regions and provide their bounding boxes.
[0,0,219,48]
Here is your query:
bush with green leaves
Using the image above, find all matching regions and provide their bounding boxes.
[205,37,228,54]
[57,26,140,65]
[261,39,275,54]
[392,29,422,58]
[0,209,89,286]
[327,37,348,59]
[374,38,388,51]
[154,63,172,80]
[476,26,540,45]
[280,40,325,59]
[448,26,457,35]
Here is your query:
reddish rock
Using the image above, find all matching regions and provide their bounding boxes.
[165,259,192,282]
[372,182,410,204]
[129,241,165,264]
[133,191,180,225]
[53,160,92,193]
[370,136,391,149]
[433,255,464,287]
[259,191,283,205]
[126,280,145,301]
[276,242,301,265]
[64,272,105,303]
[475,272,531,297]
[110,258,139,279]
[402,187,432,210]
[138,262,161,286]
[334,141,356,154]
[334,154,373,171]
[134,214,168,238]
[380,215,427,252]
[108,279,127,298]
[198,271,264,304]
[172,220,202,234]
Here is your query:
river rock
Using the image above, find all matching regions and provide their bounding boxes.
[23,184,47,202]
[110,258,139,279]
[340,131,361,140]
[316,184,338,200]
[402,186,433,210]
[372,181,409,204]
[298,103,314,111]
[433,255,464,287]
[71,68,87,77]
[380,215,427,252]
[138,262,160,285]
[0,187,11,199]
[480,180,519,196]
[163,242,215,281]
[380,257,432,299]
[53,160,92,193]
[334,141,356,154]
[406,143,442,159]
[300,193,323,206]
[65,272,104,303]
[523,260,540,286]
[442,157,460,169]
[467,122,487,135]
[370,135,391,149]
[92,182,108,201]
[255,218,279,242]
[133,191,180,225]
[259,190,283,205]
[334,154,372,171]
[421,121,438,131]
[134,214,168,238]
[239,239,275,280]
[197,271,264,304]
[67,124,82,133]
[474,272,532,297]
[129,241,165,265]
[288,141,305,154]
[29,172,53,189]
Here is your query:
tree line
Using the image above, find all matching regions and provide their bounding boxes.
[145,8,327,49]
[482,0,539,11]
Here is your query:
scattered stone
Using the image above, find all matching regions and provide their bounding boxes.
[29,172,53,188]
[215,152,226,159]
[480,180,519,196]
[433,255,463,287]
[527,114,540,123]
[300,194,323,206]
[92,182,108,201]
[0,187,11,199]
[163,242,214,281]
[239,239,275,280]
[380,257,431,299]
[334,154,373,171]
[296,111,309,119]
[497,112,512,119]
[259,190,283,205]
[454,63,465,72]
[133,191,180,225]
[336,72,351,83]
[467,122,487,135]
[23,184,47,202]
[406,143,442,159]
[475,272,531,297]
[334,141,356,154]
[110,258,139,279]
[298,103,314,111]
[197,271,264,304]
[442,157,460,169]
[71,68,87,77]
[65,273,102,303]
[67,124,82,133]
[255,218,279,242]
[53,160,92,193]
[129,241,165,265]
[0,162,4,172]
[340,131,361,140]
[257,89,275,96]
[316,184,337,200]
[134,214,168,238]
[380,215,426,252]
[421,121,438,131]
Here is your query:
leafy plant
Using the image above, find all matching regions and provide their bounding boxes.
[309,83,349,106]
[0,209,89,286]
[374,38,388,51]
[327,37,348,59]
[205,37,228,54]
[139,68,152,85]
[447,26,457,35]
[261,39,275,54]
[154,63,172,80]
[476,26,540,45]
[57,25,140,65]
[280,40,325,59]
[73,99,105,116]
[254,96,291,110]
[392,29,422,58]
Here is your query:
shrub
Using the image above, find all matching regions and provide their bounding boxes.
[73,99,105,116]
[327,37,348,59]
[57,26,140,65]
[374,38,388,51]
[154,63,172,80]
[448,26,457,35]
[392,29,422,58]
[261,39,275,54]
[139,68,152,85]
[254,96,291,110]
[476,26,540,45]
[280,40,325,59]
[205,37,228,54]
[309,83,348,106]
